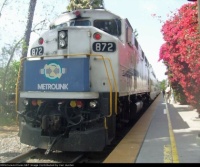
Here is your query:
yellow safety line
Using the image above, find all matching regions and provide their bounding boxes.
[164,145,172,163]
[165,100,179,163]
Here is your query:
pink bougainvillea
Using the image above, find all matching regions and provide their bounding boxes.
[159,2,200,109]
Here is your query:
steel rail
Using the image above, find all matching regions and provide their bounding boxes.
[4,148,43,163]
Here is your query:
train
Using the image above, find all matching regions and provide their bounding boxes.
[16,8,160,153]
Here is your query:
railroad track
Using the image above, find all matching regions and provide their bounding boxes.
[4,148,43,163]
[3,148,110,163]
[3,148,105,163]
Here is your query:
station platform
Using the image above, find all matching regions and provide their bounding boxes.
[103,94,200,163]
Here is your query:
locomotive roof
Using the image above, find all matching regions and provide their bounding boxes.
[50,8,123,27]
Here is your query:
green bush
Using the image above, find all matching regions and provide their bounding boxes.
[0,111,17,126]
[174,89,188,105]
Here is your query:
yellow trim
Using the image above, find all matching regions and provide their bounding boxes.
[97,57,118,115]
[104,117,108,129]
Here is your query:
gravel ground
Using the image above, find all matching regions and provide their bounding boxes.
[0,125,35,163]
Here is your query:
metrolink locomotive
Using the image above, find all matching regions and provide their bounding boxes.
[16,8,160,153]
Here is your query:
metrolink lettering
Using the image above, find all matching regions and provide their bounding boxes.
[37,83,68,90]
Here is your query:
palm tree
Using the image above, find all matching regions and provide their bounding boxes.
[22,0,37,58]
[67,0,104,11]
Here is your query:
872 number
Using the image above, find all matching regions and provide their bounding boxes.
[92,42,116,52]
[30,46,44,56]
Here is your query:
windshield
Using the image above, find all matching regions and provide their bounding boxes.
[70,20,91,26]
[50,18,121,36]
[50,20,91,29]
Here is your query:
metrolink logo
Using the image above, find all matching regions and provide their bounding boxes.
[40,62,66,80]
[37,83,68,90]
[38,62,68,90]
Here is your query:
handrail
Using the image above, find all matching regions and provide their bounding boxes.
[96,57,118,115]
[15,53,118,118]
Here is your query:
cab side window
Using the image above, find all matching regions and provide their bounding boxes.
[94,19,121,36]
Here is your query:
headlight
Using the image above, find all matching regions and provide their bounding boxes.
[89,100,98,108]
[23,99,29,106]
[59,39,66,48]
[59,31,66,39]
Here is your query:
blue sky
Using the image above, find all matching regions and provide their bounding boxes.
[0,0,190,81]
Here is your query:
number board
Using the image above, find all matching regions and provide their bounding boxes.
[30,46,44,56]
[92,42,116,52]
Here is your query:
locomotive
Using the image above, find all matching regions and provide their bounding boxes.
[16,8,160,153]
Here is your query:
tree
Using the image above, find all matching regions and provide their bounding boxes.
[0,39,24,112]
[160,79,166,91]
[67,0,104,11]
[0,0,9,19]
[1,39,23,92]
[159,2,200,113]
[22,0,37,58]
[0,60,20,112]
